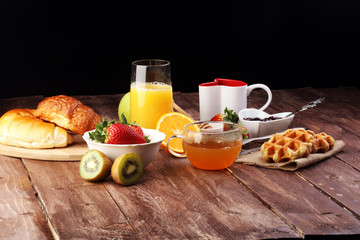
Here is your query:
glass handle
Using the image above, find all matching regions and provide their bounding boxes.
[166,135,186,158]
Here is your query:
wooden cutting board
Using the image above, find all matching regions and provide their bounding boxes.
[0,135,88,161]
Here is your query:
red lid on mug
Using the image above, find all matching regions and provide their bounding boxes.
[199,78,247,87]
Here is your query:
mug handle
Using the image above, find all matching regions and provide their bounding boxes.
[247,84,272,111]
[166,135,186,158]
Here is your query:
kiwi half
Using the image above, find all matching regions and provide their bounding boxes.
[79,149,112,181]
[111,153,144,186]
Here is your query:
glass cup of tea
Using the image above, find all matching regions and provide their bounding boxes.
[130,59,173,129]
[166,121,243,170]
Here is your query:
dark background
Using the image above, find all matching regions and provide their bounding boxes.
[1,0,359,98]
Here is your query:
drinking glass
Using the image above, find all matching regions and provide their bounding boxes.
[130,59,173,129]
[167,121,243,170]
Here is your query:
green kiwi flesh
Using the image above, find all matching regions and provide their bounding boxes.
[111,153,143,186]
[79,149,112,181]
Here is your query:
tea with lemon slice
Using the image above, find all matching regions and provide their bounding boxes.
[165,121,243,170]
[183,139,242,170]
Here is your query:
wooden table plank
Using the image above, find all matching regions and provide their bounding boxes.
[269,87,360,217]
[22,159,138,240]
[310,87,360,112]
[1,88,359,239]
[174,92,200,120]
[130,150,301,239]
[252,87,360,171]
[270,87,360,169]
[0,155,53,240]
[229,163,360,237]
[228,87,360,237]
[308,87,360,170]
[104,178,189,239]
[298,158,360,218]
[74,94,122,121]
[0,95,43,115]
[287,87,360,136]
[22,153,300,239]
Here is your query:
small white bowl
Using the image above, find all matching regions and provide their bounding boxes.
[82,128,166,167]
[239,108,294,138]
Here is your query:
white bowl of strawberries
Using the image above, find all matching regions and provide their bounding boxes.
[83,118,166,167]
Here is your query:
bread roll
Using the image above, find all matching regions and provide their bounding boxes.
[0,109,73,148]
[35,95,102,135]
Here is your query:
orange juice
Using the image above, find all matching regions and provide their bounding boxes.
[182,140,242,170]
[130,82,173,129]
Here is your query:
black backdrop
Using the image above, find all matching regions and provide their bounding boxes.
[1,1,359,98]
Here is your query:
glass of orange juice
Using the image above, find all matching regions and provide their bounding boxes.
[166,121,243,170]
[130,59,173,129]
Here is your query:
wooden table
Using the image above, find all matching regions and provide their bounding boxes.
[0,87,359,239]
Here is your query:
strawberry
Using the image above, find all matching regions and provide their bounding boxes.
[119,113,144,136]
[239,123,250,139]
[106,123,147,144]
[130,125,144,136]
[210,107,239,123]
[210,107,250,139]
[209,113,224,122]
[89,118,148,144]
[118,113,151,142]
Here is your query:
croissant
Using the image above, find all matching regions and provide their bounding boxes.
[0,109,73,148]
[35,95,102,135]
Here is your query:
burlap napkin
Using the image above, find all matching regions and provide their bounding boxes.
[236,140,345,171]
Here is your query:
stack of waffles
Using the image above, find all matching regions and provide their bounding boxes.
[261,129,335,163]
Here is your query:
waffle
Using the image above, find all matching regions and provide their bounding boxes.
[261,129,316,163]
[312,132,335,153]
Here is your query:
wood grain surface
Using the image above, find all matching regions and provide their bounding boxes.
[0,155,54,239]
[0,88,359,239]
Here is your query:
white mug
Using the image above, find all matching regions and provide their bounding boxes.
[199,78,272,121]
